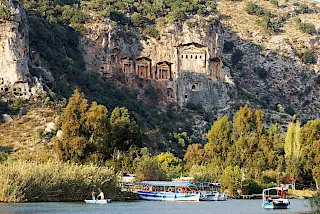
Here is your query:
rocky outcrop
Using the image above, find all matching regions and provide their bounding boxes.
[0,0,30,97]
[222,27,320,121]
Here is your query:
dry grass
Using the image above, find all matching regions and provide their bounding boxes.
[0,107,56,151]
[288,189,316,198]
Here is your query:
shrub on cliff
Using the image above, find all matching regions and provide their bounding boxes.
[298,4,309,14]
[294,18,316,35]
[258,16,280,33]
[223,41,234,53]
[231,49,243,65]
[301,50,314,64]
[254,67,268,79]
[246,2,270,16]
[143,25,159,38]
[0,5,12,21]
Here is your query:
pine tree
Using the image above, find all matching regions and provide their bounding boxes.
[54,89,88,162]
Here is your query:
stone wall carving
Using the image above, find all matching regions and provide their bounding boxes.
[177,43,207,75]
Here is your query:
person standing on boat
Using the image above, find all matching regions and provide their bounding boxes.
[91,191,96,200]
[98,191,105,200]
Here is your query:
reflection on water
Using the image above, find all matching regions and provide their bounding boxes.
[0,199,311,214]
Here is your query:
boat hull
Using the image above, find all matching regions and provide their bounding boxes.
[200,191,227,201]
[137,191,200,202]
[84,199,111,204]
[262,199,289,209]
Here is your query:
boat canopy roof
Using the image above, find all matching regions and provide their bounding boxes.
[139,181,197,187]
[262,187,288,192]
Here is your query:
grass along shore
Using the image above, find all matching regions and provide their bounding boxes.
[0,160,117,203]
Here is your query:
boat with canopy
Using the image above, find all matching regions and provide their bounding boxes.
[262,187,289,209]
[196,182,227,201]
[137,181,200,202]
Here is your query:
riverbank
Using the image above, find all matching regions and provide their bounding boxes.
[288,190,316,199]
[0,160,117,203]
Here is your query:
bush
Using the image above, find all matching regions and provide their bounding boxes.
[231,49,243,65]
[143,25,159,38]
[285,106,295,116]
[310,191,320,213]
[254,67,268,79]
[298,4,309,13]
[0,5,12,21]
[145,84,158,101]
[258,16,280,33]
[295,18,316,35]
[246,2,271,17]
[301,50,314,64]
[244,180,262,194]
[269,0,278,7]
[223,41,234,53]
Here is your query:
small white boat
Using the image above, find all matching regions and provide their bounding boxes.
[137,181,200,202]
[197,182,227,201]
[84,199,111,204]
[262,187,289,209]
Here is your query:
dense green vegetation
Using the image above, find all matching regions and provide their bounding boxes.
[3,95,320,201]
[54,90,142,163]
[181,106,320,194]
[52,97,320,194]
[0,160,116,202]
[24,0,217,38]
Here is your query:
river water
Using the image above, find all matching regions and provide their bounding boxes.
[0,199,311,214]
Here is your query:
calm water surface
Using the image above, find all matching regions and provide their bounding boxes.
[0,199,311,214]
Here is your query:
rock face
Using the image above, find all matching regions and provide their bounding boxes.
[80,16,235,110]
[222,27,320,121]
[0,0,31,97]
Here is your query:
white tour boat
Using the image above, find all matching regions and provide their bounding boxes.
[137,181,200,202]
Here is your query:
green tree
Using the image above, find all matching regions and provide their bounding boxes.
[221,165,242,195]
[156,152,182,179]
[300,120,320,189]
[135,148,166,181]
[110,107,142,152]
[54,89,89,162]
[284,118,301,189]
[183,144,205,170]
[85,101,109,161]
[230,105,264,177]
[205,115,231,168]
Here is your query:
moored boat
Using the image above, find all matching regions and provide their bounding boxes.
[137,181,200,202]
[84,199,112,204]
[197,182,227,201]
[262,187,289,209]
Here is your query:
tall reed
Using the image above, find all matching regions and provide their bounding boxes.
[0,160,116,202]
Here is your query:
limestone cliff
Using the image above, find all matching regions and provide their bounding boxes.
[0,0,31,96]
[219,0,320,121]
[80,16,235,112]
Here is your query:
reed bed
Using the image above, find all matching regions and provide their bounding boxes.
[0,160,116,202]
